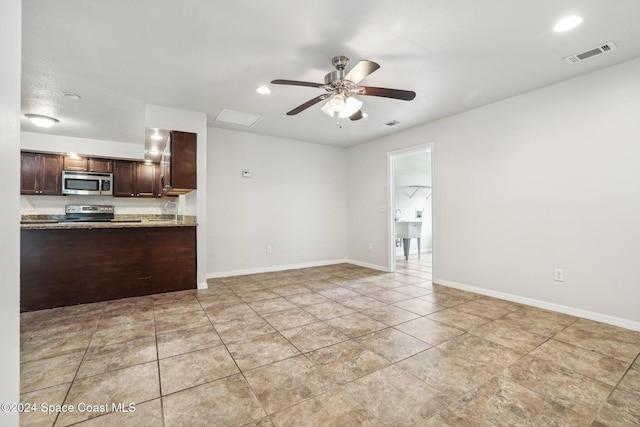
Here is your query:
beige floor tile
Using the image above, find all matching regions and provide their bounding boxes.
[306,340,390,386]
[163,374,266,427]
[280,322,349,353]
[244,355,328,414]
[286,292,332,306]
[554,325,640,363]
[437,334,523,369]
[618,362,640,394]
[271,388,383,427]
[19,259,637,426]
[325,312,387,338]
[504,355,613,416]
[368,289,412,304]
[337,295,387,311]
[204,302,256,323]
[420,291,471,308]
[397,347,500,398]
[356,327,431,362]
[426,307,492,331]
[19,383,70,427]
[394,317,464,346]
[263,307,318,330]
[57,362,160,425]
[76,336,157,379]
[214,314,276,343]
[21,329,93,363]
[89,318,155,348]
[21,350,84,393]
[238,289,281,303]
[159,346,239,395]
[453,299,511,320]
[361,305,420,326]
[592,388,640,427]
[98,305,154,328]
[248,297,298,315]
[343,365,453,426]
[389,284,433,298]
[156,324,221,359]
[71,398,163,427]
[302,301,354,320]
[154,308,211,334]
[392,298,444,316]
[471,318,549,353]
[501,306,577,337]
[227,332,301,371]
[529,339,630,386]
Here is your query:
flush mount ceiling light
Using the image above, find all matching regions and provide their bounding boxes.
[25,114,59,128]
[554,15,583,32]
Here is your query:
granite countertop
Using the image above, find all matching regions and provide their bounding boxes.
[20,215,197,230]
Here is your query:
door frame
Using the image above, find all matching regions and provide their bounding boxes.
[387,143,434,273]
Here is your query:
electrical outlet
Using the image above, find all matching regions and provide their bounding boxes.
[368,243,373,251]
[266,245,272,254]
[554,268,564,282]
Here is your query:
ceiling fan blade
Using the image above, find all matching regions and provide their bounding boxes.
[359,86,416,101]
[271,79,324,88]
[286,95,329,115]
[344,60,380,84]
[349,110,364,121]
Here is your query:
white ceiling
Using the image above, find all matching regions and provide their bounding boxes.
[21,0,640,148]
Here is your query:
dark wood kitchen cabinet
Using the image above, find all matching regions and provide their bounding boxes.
[63,155,113,173]
[20,151,63,195]
[21,226,197,311]
[160,131,197,195]
[114,160,157,197]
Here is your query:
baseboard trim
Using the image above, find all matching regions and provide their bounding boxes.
[434,277,640,332]
[346,259,390,273]
[197,281,208,290]
[207,259,350,279]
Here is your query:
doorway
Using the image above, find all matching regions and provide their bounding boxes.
[388,145,433,277]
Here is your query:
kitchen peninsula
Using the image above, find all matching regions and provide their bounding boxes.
[20,216,197,312]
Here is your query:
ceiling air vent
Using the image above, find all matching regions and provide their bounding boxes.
[383,120,400,127]
[215,109,263,127]
[564,42,617,64]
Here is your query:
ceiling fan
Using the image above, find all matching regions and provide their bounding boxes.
[271,56,416,121]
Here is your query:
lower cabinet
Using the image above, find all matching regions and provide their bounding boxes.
[20,226,197,311]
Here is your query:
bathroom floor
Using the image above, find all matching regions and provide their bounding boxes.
[20,253,640,426]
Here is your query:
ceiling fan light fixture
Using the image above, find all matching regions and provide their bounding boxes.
[25,114,59,128]
[338,96,362,119]
[321,93,346,117]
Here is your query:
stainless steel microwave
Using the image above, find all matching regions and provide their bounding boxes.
[62,171,113,196]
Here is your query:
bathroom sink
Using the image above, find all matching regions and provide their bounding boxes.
[395,221,422,239]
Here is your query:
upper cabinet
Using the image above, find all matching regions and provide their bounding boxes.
[64,155,113,173]
[114,160,158,198]
[160,131,197,196]
[21,152,63,195]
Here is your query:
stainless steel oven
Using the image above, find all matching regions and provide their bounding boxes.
[62,171,113,196]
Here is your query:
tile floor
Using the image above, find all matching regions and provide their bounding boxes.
[19,253,640,426]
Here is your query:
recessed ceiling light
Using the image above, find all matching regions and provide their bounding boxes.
[256,86,271,95]
[25,114,59,128]
[554,15,583,32]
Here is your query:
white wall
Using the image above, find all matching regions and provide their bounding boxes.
[348,58,640,329]
[21,131,144,160]
[207,128,347,276]
[0,0,21,424]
